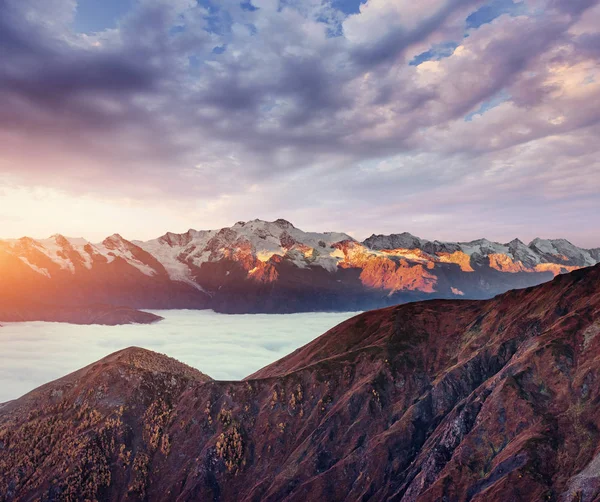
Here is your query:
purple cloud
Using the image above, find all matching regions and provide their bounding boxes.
[0,0,598,245]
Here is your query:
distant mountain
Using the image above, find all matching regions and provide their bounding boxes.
[2,265,600,500]
[0,233,210,320]
[0,302,162,325]
[1,219,598,317]
[364,232,600,269]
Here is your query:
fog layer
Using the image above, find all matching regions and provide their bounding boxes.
[0,310,358,402]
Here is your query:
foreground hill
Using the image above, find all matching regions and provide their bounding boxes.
[1,219,598,316]
[1,265,600,501]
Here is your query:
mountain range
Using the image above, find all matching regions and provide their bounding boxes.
[1,264,600,500]
[1,218,598,321]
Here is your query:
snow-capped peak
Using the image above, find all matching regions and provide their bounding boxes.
[134,219,355,281]
[528,238,596,266]
[3,221,598,291]
[363,232,425,250]
[362,231,599,269]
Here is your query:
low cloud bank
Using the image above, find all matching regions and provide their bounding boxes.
[0,310,358,403]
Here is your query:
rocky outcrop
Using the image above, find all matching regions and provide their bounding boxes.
[2,265,600,500]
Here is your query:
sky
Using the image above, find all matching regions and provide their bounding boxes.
[0,0,599,246]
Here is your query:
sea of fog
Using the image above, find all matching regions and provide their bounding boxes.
[0,310,359,403]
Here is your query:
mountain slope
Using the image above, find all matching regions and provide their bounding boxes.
[0,234,211,319]
[2,265,600,501]
[1,220,598,315]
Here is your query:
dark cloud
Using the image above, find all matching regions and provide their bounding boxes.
[350,0,484,66]
[550,0,598,15]
[575,32,600,57]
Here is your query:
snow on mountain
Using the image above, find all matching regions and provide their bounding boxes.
[363,232,599,273]
[31,235,83,272]
[135,219,354,281]
[97,234,159,276]
[457,239,506,257]
[3,223,599,285]
[4,222,599,285]
[529,238,597,267]
[134,229,215,289]
[0,233,160,278]
[362,232,425,251]
[0,235,91,276]
[506,238,542,267]
[17,257,51,278]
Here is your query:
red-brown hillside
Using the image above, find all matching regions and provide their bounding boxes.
[1,265,600,501]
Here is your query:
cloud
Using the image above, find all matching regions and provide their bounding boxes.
[0,310,357,402]
[0,0,599,244]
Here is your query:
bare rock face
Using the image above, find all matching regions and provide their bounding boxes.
[2,265,600,501]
